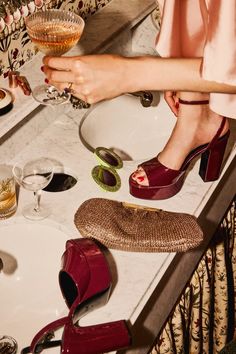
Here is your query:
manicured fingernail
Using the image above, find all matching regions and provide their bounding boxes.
[45,78,49,84]
[41,66,44,72]
[137,176,145,182]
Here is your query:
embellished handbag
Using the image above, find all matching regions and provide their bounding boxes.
[74,198,203,252]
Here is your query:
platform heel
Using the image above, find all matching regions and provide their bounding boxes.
[199,129,230,181]
[59,238,112,315]
[62,319,131,354]
[129,99,230,200]
[22,238,131,354]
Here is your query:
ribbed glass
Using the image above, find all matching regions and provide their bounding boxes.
[25,9,85,55]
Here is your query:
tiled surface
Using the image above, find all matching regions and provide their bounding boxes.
[0,0,111,78]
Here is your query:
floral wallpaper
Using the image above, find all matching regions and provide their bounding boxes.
[0,0,111,78]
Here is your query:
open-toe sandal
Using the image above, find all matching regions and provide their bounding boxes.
[129,99,230,200]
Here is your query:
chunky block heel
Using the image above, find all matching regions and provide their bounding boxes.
[63,319,131,354]
[22,239,131,354]
[29,317,131,354]
[199,130,230,181]
[129,98,230,200]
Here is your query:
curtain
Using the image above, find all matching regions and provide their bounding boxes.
[150,196,236,354]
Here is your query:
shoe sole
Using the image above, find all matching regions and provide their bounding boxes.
[129,172,186,200]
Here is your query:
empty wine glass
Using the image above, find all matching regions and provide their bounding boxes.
[12,157,54,221]
[25,9,85,106]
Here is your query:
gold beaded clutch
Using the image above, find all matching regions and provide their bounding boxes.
[74,198,203,253]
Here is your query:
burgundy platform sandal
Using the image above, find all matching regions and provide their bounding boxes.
[22,239,131,354]
[28,306,131,354]
[129,99,230,200]
[59,238,112,315]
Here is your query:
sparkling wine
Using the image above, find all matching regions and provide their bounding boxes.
[25,9,84,106]
[28,22,83,55]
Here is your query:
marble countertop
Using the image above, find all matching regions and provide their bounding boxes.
[1,91,235,352]
[0,1,236,352]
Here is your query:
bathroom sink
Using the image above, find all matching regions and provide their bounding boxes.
[79,93,176,161]
[0,222,70,353]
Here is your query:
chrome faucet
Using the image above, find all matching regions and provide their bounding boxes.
[0,335,18,354]
[128,91,153,107]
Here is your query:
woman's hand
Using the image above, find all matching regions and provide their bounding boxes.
[42,54,130,104]
[164,91,179,116]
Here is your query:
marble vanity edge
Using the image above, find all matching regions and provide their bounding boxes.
[0,0,157,141]
[77,0,158,54]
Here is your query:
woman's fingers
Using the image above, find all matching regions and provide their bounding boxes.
[41,54,129,103]
[42,58,92,101]
[47,79,93,103]
[42,56,96,102]
[42,65,84,86]
[164,91,179,117]
[43,56,77,71]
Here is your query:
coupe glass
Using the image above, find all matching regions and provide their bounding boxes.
[25,9,85,106]
[12,157,54,221]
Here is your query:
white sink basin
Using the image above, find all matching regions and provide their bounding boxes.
[79,94,176,161]
[0,222,69,353]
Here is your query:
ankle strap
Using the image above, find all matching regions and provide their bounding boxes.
[178,98,209,105]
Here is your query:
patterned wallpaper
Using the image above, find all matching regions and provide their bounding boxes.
[0,0,111,78]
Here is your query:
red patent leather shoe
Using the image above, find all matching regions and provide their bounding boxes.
[27,315,131,354]
[21,239,131,354]
[59,238,112,317]
[129,99,230,200]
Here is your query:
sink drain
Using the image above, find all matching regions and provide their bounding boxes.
[43,172,77,192]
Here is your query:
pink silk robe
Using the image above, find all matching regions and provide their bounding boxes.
[156,0,236,118]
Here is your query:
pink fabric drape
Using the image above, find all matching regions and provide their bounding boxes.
[156,0,236,118]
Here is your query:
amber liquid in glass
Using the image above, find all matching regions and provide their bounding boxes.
[29,22,83,55]
[0,178,17,219]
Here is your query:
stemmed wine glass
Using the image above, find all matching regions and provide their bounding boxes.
[12,157,54,221]
[25,9,85,106]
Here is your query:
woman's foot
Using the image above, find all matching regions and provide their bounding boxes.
[131,95,230,186]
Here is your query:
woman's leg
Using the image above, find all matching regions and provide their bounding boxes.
[132,91,230,186]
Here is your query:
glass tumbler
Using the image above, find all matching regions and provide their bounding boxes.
[0,164,17,219]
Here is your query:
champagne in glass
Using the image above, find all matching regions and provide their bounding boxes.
[25,9,85,105]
